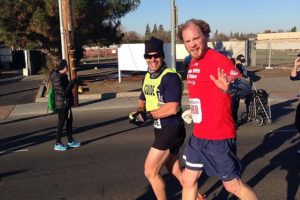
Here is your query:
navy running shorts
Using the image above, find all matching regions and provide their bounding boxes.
[152,125,186,155]
[183,134,242,182]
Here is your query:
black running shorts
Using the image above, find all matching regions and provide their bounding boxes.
[152,125,186,155]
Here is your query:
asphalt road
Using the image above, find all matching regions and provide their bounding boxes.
[0,75,43,106]
[0,103,299,200]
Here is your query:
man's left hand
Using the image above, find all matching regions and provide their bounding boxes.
[210,67,230,92]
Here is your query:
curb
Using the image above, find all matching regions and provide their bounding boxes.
[0,75,23,83]
[35,83,285,103]
[35,84,189,102]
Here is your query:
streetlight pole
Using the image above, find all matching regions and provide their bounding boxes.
[171,0,176,70]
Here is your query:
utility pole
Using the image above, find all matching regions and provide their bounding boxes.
[61,0,79,107]
[171,0,177,70]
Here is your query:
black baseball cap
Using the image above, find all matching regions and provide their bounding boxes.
[236,54,246,63]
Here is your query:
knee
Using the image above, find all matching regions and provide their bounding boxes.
[144,166,157,180]
[182,174,197,188]
[223,178,242,195]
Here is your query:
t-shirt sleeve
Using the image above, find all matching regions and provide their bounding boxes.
[139,91,145,101]
[161,73,182,103]
[290,71,300,80]
[222,57,242,82]
[138,78,146,101]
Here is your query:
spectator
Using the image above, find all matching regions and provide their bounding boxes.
[183,55,192,75]
[232,54,251,127]
[235,54,248,78]
[50,60,81,151]
[290,55,300,154]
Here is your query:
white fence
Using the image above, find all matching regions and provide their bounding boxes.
[118,41,247,82]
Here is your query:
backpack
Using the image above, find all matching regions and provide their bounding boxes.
[47,70,56,112]
[47,87,56,112]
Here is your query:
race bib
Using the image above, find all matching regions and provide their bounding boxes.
[153,119,162,129]
[189,98,202,123]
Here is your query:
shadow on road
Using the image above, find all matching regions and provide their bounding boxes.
[0,87,40,97]
[271,99,298,122]
[136,173,182,200]
[0,127,56,156]
[0,113,54,126]
[79,93,117,107]
[200,124,299,200]
[246,140,300,200]
[0,169,29,181]
[74,116,153,146]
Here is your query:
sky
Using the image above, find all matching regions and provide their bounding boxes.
[121,0,300,35]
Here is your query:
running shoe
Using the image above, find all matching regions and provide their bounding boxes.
[54,143,68,151]
[67,141,81,148]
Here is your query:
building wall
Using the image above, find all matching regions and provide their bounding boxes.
[174,41,247,60]
[0,46,13,68]
[256,39,300,50]
[257,32,300,40]
[83,46,118,59]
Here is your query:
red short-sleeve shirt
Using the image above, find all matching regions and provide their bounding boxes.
[187,49,241,140]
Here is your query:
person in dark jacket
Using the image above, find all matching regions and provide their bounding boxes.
[290,55,300,154]
[50,60,80,151]
[231,54,250,128]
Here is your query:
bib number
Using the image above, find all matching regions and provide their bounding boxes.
[189,98,202,123]
[153,119,162,129]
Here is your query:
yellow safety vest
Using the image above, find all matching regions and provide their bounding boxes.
[143,67,182,111]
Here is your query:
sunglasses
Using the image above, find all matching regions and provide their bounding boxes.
[144,53,162,59]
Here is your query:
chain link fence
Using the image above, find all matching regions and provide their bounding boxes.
[254,39,300,68]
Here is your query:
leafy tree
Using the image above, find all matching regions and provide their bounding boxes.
[0,0,141,68]
[263,29,272,33]
[152,24,158,33]
[122,31,142,43]
[229,31,234,39]
[213,30,219,39]
[145,23,151,39]
[210,30,256,41]
[150,24,170,42]
[291,26,297,32]
[158,25,164,32]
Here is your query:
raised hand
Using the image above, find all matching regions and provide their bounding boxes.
[295,57,300,68]
[209,67,230,92]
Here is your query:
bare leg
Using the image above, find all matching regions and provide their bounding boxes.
[182,168,202,200]
[165,154,183,185]
[223,178,258,200]
[144,147,170,200]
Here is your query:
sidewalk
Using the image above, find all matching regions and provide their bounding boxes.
[1,66,299,119]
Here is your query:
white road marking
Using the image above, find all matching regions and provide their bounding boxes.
[0,149,29,154]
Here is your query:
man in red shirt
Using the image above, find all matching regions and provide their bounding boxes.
[178,19,258,200]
